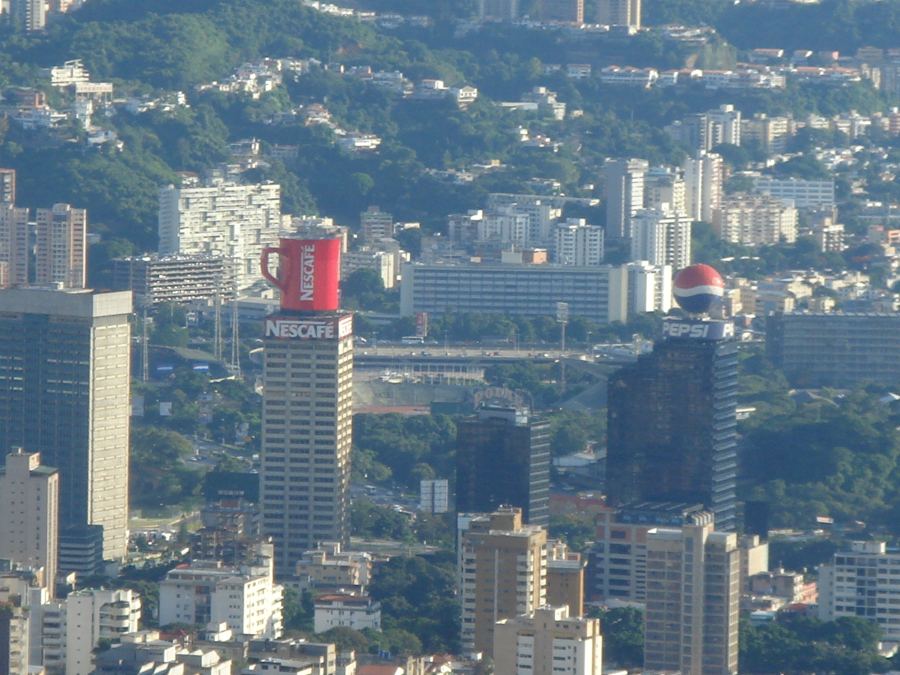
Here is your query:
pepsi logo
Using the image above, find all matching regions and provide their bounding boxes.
[674,264,724,314]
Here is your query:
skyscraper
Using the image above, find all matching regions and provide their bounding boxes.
[459,508,547,657]
[0,203,30,288]
[596,0,640,28]
[603,158,648,242]
[260,238,352,576]
[606,320,738,530]
[0,449,58,596]
[0,288,132,561]
[35,203,87,289]
[644,516,740,675]
[456,405,550,527]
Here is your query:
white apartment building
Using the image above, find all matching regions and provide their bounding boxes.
[341,249,397,289]
[630,207,691,272]
[38,588,142,675]
[554,219,605,266]
[625,261,672,314]
[158,179,282,290]
[645,167,686,215]
[485,194,562,246]
[818,541,900,642]
[706,104,742,147]
[313,594,381,633]
[715,194,798,245]
[753,177,836,208]
[494,606,602,675]
[814,220,845,252]
[0,450,58,596]
[294,542,373,594]
[159,543,283,639]
[683,152,724,224]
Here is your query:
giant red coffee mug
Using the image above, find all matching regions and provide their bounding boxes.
[261,237,341,311]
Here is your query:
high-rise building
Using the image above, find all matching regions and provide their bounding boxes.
[456,405,550,527]
[260,239,352,576]
[0,588,29,675]
[112,254,226,306]
[596,0,640,28]
[0,449,58,596]
[603,158,648,241]
[714,193,797,246]
[547,540,585,617]
[606,319,738,530]
[459,508,547,657]
[0,169,15,205]
[817,541,900,642]
[0,204,30,288]
[554,219,605,266]
[0,288,132,561]
[624,261,672,314]
[766,312,900,388]
[494,606,602,675]
[9,0,46,31]
[35,204,87,289]
[158,179,282,291]
[644,167,686,215]
[540,0,584,23]
[644,518,740,675]
[359,206,394,243]
[683,152,724,224]
[478,0,519,20]
[630,207,691,272]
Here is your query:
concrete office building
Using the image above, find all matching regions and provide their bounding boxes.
[459,508,547,657]
[606,320,739,530]
[596,0,640,28]
[112,254,226,306]
[683,152,724,224]
[817,541,900,642]
[0,449,58,596]
[753,177,835,209]
[35,204,87,289]
[630,207,691,272]
[625,261,672,314]
[539,0,583,23]
[554,219,604,266]
[493,606,602,675]
[159,542,283,639]
[261,312,354,575]
[359,206,394,243]
[0,288,132,561]
[603,158,647,241]
[0,204,29,288]
[644,519,740,675]
[766,312,900,388]
[715,194,798,246]
[158,179,282,290]
[400,262,628,325]
[456,406,550,527]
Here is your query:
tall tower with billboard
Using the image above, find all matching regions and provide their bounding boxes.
[259,238,353,575]
[606,264,739,531]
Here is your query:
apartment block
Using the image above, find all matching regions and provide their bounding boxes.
[630,207,691,272]
[753,177,836,208]
[714,193,798,245]
[554,219,604,266]
[493,606,602,675]
[34,204,87,289]
[294,542,372,594]
[644,520,739,675]
[459,508,547,657]
[313,594,381,633]
[603,158,647,241]
[158,179,282,290]
[625,261,672,315]
[159,542,283,639]
[683,152,724,224]
[0,449,58,597]
[596,0,640,28]
[818,541,900,642]
[547,541,585,617]
[359,206,394,243]
[0,169,15,204]
[0,204,30,287]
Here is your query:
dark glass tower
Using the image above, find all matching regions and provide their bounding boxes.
[606,325,738,530]
[456,406,550,526]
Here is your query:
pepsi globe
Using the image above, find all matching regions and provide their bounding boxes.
[674,264,724,314]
